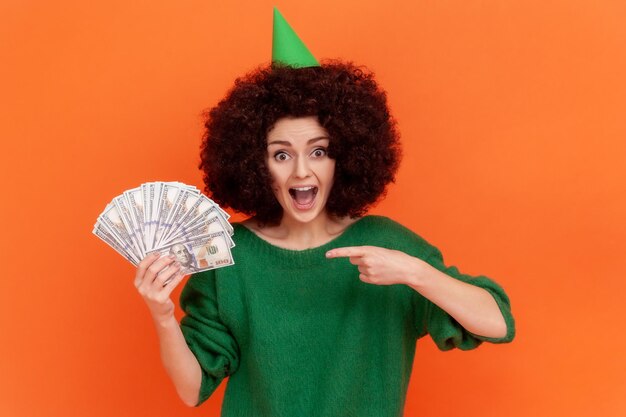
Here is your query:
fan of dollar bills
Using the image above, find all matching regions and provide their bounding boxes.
[93,181,235,274]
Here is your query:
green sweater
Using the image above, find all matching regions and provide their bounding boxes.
[180,215,515,416]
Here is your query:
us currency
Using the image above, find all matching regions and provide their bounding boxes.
[172,194,229,240]
[113,195,145,257]
[161,210,235,248]
[148,231,234,275]
[93,222,140,266]
[159,188,196,244]
[185,203,234,235]
[150,182,163,248]
[153,182,182,249]
[124,187,146,251]
[98,203,142,259]
[165,198,226,243]
[142,182,158,250]
[94,181,235,273]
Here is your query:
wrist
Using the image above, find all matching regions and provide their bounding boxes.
[152,313,179,330]
[404,257,432,290]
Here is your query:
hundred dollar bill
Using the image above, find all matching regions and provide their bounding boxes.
[192,191,230,221]
[157,183,188,246]
[150,182,163,248]
[160,191,202,243]
[94,181,235,272]
[148,231,235,275]
[98,203,142,260]
[181,183,201,194]
[93,220,140,265]
[160,188,195,243]
[113,195,145,257]
[161,210,234,248]
[142,182,159,250]
[141,183,152,249]
[153,182,182,249]
[183,203,233,236]
[164,194,227,243]
[124,187,146,251]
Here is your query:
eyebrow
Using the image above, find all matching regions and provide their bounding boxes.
[267,136,330,147]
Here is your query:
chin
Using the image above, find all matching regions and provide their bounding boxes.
[284,209,325,224]
[282,206,325,224]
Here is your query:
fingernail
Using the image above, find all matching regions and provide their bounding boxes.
[152,252,160,257]
[168,254,176,259]
[174,262,181,268]
[326,251,332,258]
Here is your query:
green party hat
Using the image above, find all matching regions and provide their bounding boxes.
[272,8,319,68]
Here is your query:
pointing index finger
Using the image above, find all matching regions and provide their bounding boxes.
[326,246,368,258]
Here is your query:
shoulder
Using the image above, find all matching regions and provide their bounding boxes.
[230,222,259,250]
[353,215,409,230]
[352,215,423,239]
[349,215,436,258]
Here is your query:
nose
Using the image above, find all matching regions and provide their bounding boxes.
[293,155,311,178]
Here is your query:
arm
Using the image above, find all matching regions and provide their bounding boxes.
[134,253,201,407]
[405,256,507,339]
[326,246,510,340]
[152,317,202,406]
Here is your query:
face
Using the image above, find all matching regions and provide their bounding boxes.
[171,244,191,265]
[266,116,335,225]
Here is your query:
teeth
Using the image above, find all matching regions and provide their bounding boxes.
[292,186,315,191]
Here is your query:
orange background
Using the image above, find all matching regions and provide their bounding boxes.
[1,1,625,416]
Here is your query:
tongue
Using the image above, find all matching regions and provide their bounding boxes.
[294,189,315,205]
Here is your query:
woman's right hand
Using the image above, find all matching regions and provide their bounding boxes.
[134,253,187,324]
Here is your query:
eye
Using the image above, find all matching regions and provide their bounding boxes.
[311,148,327,158]
[273,151,291,162]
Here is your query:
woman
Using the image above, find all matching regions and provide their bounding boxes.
[133,61,515,416]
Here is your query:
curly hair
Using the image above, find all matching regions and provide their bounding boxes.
[199,61,401,225]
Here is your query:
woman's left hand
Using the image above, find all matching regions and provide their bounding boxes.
[326,246,424,286]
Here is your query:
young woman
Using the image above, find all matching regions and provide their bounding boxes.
[134,62,515,417]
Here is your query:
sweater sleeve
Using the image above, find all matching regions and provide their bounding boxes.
[179,270,240,406]
[420,245,516,351]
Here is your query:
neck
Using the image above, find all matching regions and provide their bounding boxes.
[277,211,341,249]
[245,211,357,251]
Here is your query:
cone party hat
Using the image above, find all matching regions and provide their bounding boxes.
[272,8,319,68]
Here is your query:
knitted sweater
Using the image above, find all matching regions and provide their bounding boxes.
[179,215,515,416]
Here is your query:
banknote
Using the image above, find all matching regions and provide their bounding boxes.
[160,208,234,247]
[124,187,146,251]
[147,231,234,275]
[93,181,235,272]
[92,221,140,266]
[98,203,143,259]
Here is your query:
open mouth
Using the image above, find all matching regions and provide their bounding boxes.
[288,186,318,209]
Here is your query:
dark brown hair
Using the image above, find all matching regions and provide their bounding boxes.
[199,61,401,224]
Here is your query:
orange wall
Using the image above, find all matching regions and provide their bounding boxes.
[1,1,625,416]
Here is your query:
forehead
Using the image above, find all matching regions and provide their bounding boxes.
[267,116,329,144]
